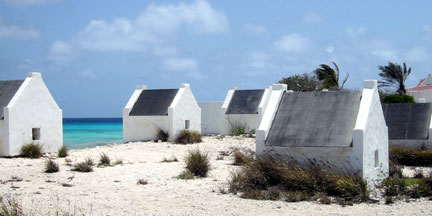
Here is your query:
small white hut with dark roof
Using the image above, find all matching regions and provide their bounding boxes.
[123,83,201,142]
[0,72,63,156]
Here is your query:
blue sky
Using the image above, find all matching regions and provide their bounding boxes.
[0,0,431,117]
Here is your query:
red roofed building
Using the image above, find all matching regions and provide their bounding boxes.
[407,74,432,103]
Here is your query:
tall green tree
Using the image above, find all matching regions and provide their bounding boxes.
[378,62,411,94]
[278,73,320,91]
[313,62,349,90]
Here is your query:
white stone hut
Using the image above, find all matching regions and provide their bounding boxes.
[123,83,201,142]
[382,103,432,149]
[256,81,388,186]
[0,72,63,156]
[220,86,275,135]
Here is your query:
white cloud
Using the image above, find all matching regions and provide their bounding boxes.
[346,26,366,38]
[405,47,431,62]
[78,69,97,79]
[48,40,74,62]
[326,46,335,54]
[370,49,398,61]
[162,58,198,71]
[0,18,40,40]
[71,0,228,52]
[0,0,59,7]
[243,23,269,35]
[274,33,310,53]
[302,12,324,25]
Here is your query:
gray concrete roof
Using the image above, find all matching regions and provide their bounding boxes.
[129,89,179,116]
[226,89,264,114]
[382,103,432,140]
[266,90,362,147]
[0,80,24,119]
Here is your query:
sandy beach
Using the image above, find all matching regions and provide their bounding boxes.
[0,136,431,216]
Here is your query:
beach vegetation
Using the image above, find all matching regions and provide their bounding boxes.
[278,72,320,91]
[20,143,42,158]
[156,129,169,142]
[389,146,432,167]
[174,130,202,144]
[228,157,369,204]
[72,158,94,172]
[232,151,253,166]
[114,159,123,165]
[382,94,415,104]
[98,153,111,166]
[313,61,349,90]
[378,62,411,94]
[184,149,210,178]
[57,145,68,158]
[44,159,59,173]
[0,196,24,216]
[176,170,195,180]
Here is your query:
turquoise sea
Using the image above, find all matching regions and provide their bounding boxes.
[63,118,123,149]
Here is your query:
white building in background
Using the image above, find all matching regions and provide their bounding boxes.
[0,72,63,156]
[407,74,432,103]
[256,81,388,186]
[199,101,223,135]
[220,85,278,135]
[123,83,201,142]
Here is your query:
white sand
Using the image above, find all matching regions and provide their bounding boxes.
[0,136,431,215]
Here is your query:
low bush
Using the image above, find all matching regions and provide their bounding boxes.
[228,157,369,204]
[20,143,42,158]
[382,176,432,198]
[137,179,148,185]
[176,170,195,180]
[45,159,59,173]
[184,149,210,177]
[390,146,432,167]
[156,129,169,142]
[58,145,68,158]
[232,151,253,166]
[174,130,202,144]
[72,158,94,172]
[231,126,246,136]
[382,94,415,104]
[98,153,111,166]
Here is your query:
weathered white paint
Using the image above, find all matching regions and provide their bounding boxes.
[220,86,273,135]
[408,89,432,103]
[123,83,201,142]
[0,72,63,156]
[257,80,388,187]
[199,101,223,135]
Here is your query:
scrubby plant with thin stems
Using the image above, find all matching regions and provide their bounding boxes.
[184,149,210,177]
[20,143,42,158]
[98,153,111,166]
[137,179,148,185]
[174,130,202,144]
[45,159,59,173]
[57,145,68,158]
[72,157,94,172]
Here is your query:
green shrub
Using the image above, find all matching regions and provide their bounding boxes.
[228,157,369,204]
[184,149,210,177]
[72,158,94,172]
[98,153,111,166]
[383,94,415,104]
[231,126,246,136]
[176,170,195,180]
[20,143,42,158]
[57,145,68,158]
[156,129,169,142]
[174,130,202,144]
[390,146,432,166]
[45,159,59,173]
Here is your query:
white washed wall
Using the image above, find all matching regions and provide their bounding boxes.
[2,72,63,156]
[199,101,222,135]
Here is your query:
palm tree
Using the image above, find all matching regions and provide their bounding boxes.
[313,62,349,90]
[378,62,411,94]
